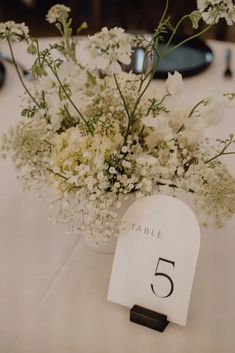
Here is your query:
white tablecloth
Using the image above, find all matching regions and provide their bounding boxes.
[0,39,235,353]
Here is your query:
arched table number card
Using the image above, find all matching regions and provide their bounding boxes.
[108,195,200,332]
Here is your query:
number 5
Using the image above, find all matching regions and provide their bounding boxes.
[151,257,175,298]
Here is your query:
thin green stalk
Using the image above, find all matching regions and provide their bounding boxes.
[205,135,235,164]
[206,151,235,164]
[7,38,40,108]
[144,92,170,132]
[158,0,169,28]
[188,99,206,118]
[47,167,68,180]
[138,0,169,92]
[162,14,189,54]
[138,14,213,100]
[138,48,151,92]
[146,100,157,116]
[138,98,156,138]
[114,74,131,120]
[153,93,170,111]
[62,19,76,62]
[46,60,91,132]
[162,23,212,58]
[139,124,145,138]
[114,74,132,145]
[35,39,41,65]
[64,103,76,122]
[161,11,221,59]
[140,92,170,137]
[36,39,40,54]
[131,21,213,139]
[177,99,206,134]
[131,60,159,118]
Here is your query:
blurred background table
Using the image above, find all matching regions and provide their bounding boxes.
[0,38,235,353]
[0,0,235,40]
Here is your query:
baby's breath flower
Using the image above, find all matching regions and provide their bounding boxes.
[121,146,128,153]
[109,167,117,174]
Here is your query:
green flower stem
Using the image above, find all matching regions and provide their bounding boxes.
[113,74,131,120]
[205,151,235,164]
[205,148,235,164]
[55,18,76,62]
[131,57,160,117]
[138,0,169,92]
[138,48,151,92]
[139,124,145,138]
[177,99,206,134]
[46,60,92,133]
[123,60,161,143]
[137,14,213,108]
[152,93,170,111]
[158,0,169,28]
[188,99,206,117]
[162,14,190,54]
[162,12,220,59]
[139,92,171,137]
[138,99,156,138]
[47,167,68,180]
[61,19,76,62]
[35,39,42,66]
[205,135,235,164]
[129,20,214,143]
[114,74,132,145]
[64,103,77,123]
[7,38,40,108]
[162,23,212,58]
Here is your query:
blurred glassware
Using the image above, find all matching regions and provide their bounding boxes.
[224,48,233,78]
[123,33,214,79]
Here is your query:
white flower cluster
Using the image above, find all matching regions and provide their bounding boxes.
[1,3,235,244]
[197,0,235,24]
[185,162,235,227]
[78,27,132,74]
[1,116,52,191]
[46,4,71,24]
[0,21,29,41]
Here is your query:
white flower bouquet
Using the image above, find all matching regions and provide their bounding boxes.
[1,1,235,245]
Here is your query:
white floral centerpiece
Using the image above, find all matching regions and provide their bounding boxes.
[1,1,235,246]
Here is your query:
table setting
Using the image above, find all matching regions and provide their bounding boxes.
[0,2,235,352]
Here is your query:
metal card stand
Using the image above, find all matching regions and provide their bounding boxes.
[130,305,169,332]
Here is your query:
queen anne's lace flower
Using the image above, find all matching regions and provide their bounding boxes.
[77,27,132,74]
[186,162,235,227]
[0,21,29,41]
[197,0,235,25]
[46,4,71,23]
